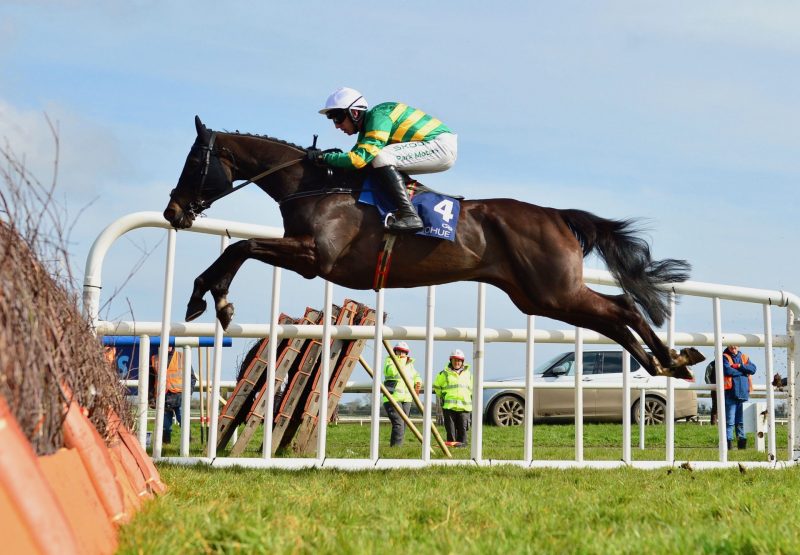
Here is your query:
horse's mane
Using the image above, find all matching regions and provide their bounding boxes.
[222,130,308,153]
[216,128,365,189]
[224,129,375,190]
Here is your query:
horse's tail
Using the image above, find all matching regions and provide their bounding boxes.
[560,209,690,327]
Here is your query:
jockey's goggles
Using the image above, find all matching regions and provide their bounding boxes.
[326,109,347,124]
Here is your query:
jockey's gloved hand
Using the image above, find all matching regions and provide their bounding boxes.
[306,148,326,165]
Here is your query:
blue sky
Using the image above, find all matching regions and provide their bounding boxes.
[1,1,798,382]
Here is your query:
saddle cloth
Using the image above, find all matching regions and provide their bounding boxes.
[357,178,461,241]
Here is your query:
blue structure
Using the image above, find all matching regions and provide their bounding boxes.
[102,336,232,348]
[103,336,232,381]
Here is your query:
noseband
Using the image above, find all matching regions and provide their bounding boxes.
[170,132,303,219]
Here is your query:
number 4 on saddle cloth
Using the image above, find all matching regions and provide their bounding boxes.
[358,176,461,242]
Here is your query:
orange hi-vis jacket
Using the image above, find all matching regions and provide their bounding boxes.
[151,351,184,393]
[723,352,753,392]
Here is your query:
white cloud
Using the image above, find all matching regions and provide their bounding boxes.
[0,99,132,198]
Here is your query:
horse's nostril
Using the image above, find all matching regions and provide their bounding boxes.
[164,203,181,223]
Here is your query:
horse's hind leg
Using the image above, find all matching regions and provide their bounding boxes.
[500,282,657,374]
[597,292,704,377]
[546,305,660,376]
[520,285,675,377]
[187,237,319,329]
[553,289,699,379]
[600,292,671,364]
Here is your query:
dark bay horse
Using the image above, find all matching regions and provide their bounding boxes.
[164,117,704,379]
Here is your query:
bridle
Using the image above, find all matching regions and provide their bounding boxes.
[171,131,303,219]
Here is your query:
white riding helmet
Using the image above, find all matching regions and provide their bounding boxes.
[450,349,465,361]
[393,341,410,353]
[319,87,368,122]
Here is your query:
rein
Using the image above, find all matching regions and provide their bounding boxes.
[279,187,359,206]
[204,156,304,206]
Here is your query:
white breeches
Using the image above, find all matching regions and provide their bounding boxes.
[371,132,458,175]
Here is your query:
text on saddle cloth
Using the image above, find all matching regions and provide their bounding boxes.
[358,177,461,241]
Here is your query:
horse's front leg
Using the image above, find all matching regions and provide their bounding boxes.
[187,236,319,329]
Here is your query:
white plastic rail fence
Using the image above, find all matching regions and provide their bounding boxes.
[83,212,800,470]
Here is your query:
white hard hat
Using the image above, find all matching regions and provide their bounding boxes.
[393,341,410,353]
[450,349,465,361]
[319,87,368,115]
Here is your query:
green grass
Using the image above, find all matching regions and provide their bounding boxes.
[156,420,789,464]
[119,463,800,554]
[118,423,800,554]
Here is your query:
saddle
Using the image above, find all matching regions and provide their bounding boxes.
[399,176,464,200]
[357,177,461,241]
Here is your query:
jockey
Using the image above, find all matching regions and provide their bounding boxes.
[312,87,458,233]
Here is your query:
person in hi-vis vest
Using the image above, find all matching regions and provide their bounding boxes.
[149,346,195,444]
[433,349,473,447]
[382,342,421,447]
[722,344,756,450]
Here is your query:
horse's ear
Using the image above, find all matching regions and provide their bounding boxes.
[195,115,211,143]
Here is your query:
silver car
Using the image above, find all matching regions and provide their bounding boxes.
[484,350,697,425]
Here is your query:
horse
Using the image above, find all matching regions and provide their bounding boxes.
[163,116,704,379]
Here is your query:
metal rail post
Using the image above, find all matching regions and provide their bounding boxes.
[262,267,282,459]
[180,345,192,457]
[622,351,631,464]
[422,286,435,462]
[137,335,150,447]
[153,228,177,459]
[763,304,776,461]
[523,315,535,464]
[470,284,486,462]
[370,289,385,462]
[789,308,798,459]
[316,281,334,461]
[639,389,646,450]
[712,297,727,463]
[575,326,584,463]
[206,235,230,459]
[666,292,676,463]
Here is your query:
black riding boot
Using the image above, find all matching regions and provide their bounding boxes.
[375,166,423,233]
[727,439,732,450]
[738,437,747,450]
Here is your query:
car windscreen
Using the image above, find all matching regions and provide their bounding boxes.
[534,353,569,375]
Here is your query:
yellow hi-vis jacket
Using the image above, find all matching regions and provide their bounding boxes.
[382,356,420,404]
[433,364,473,412]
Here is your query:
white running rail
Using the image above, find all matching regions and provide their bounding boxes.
[84,212,800,469]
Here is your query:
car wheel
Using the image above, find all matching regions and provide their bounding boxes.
[490,395,525,426]
[633,396,666,425]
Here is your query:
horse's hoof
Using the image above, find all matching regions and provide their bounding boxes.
[669,347,706,368]
[186,298,207,322]
[217,303,234,330]
[680,347,705,365]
